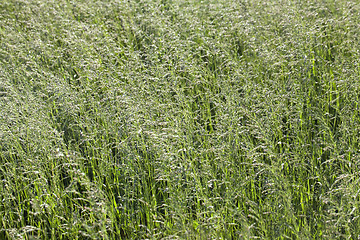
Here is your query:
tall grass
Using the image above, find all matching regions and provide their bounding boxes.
[1,0,360,239]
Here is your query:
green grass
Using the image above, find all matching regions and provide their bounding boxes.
[1,0,360,239]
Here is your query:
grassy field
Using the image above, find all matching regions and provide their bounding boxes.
[1,0,360,239]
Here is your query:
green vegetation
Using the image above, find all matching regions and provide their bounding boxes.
[1,0,360,239]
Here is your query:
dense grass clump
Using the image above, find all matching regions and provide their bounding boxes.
[1,0,360,239]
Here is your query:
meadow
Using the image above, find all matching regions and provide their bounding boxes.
[1,0,360,239]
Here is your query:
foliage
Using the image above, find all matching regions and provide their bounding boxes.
[1,0,360,239]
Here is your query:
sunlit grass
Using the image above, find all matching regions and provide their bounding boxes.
[1,0,360,239]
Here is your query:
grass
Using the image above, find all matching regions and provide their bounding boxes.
[1,0,360,239]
